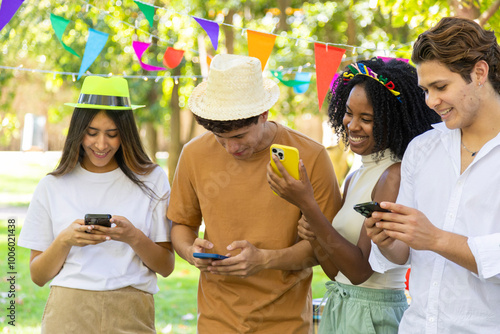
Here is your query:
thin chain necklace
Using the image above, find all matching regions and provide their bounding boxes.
[461,141,478,157]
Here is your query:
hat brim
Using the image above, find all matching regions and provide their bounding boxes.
[188,78,280,121]
[64,103,145,110]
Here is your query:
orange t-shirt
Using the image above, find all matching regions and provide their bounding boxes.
[167,122,339,333]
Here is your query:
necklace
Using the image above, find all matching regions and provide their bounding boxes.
[461,141,478,157]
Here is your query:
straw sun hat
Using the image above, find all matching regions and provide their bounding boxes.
[65,76,145,110]
[188,54,280,121]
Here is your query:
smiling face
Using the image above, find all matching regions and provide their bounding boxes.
[343,84,377,156]
[81,111,121,173]
[417,60,481,131]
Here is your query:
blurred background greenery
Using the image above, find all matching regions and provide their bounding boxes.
[2,0,500,184]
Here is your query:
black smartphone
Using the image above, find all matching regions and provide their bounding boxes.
[193,252,228,260]
[353,201,390,218]
[84,214,112,227]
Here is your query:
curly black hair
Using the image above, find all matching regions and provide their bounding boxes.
[328,57,441,160]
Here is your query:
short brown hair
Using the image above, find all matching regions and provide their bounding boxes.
[193,114,261,133]
[412,17,500,94]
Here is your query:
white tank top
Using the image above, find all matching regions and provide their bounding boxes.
[333,149,407,289]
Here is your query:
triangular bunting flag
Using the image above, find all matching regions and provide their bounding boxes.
[133,0,155,28]
[163,47,185,68]
[77,29,109,79]
[0,0,25,32]
[314,43,345,110]
[293,72,313,94]
[192,17,219,51]
[50,14,80,57]
[270,70,310,88]
[133,41,167,71]
[330,73,340,90]
[247,30,277,70]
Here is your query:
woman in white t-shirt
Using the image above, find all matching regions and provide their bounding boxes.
[267,58,441,333]
[18,76,174,333]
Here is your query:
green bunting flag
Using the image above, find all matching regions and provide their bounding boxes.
[50,14,80,57]
[270,70,311,87]
[134,1,155,27]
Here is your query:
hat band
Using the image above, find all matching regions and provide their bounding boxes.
[77,94,131,108]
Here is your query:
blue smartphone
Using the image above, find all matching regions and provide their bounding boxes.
[193,252,228,260]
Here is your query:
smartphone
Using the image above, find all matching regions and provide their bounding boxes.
[193,252,228,260]
[84,214,112,227]
[353,201,390,218]
[270,144,300,180]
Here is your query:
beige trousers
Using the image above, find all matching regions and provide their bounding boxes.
[41,286,155,334]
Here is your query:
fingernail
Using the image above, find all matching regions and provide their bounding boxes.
[106,236,110,240]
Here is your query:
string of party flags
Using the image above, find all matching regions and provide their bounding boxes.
[0,0,412,110]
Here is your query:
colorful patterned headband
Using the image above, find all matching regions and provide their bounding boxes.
[343,63,401,101]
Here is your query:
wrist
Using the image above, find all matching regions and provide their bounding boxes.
[260,249,272,270]
[128,228,144,247]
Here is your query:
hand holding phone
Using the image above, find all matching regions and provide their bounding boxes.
[270,144,300,180]
[353,201,390,218]
[84,214,112,227]
[193,252,228,260]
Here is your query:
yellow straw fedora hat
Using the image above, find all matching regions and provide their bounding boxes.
[188,54,280,121]
[65,76,145,110]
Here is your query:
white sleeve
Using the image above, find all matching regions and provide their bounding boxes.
[369,241,410,273]
[148,167,171,243]
[468,234,500,283]
[18,177,54,251]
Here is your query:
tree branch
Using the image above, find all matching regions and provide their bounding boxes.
[478,0,500,26]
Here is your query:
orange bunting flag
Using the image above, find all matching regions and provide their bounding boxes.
[206,55,213,67]
[314,43,346,110]
[163,47,185,68]
[247,30,277,70]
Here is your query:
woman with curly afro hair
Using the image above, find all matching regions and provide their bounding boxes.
[267,57,441,333]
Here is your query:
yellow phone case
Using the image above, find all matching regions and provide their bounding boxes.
[270,144,300,180]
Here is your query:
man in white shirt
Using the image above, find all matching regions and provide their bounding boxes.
[365,17,500,333]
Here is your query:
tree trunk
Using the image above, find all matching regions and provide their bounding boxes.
[168,66,182,184]
[277,0,290,32]
[223,9,235,54]
[448,0,480,19]
[143,121,157,162]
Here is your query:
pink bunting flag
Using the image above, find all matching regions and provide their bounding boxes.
[192,17,219,51]
[133,41,167,71]
[163,47,185,69]
[314,43,346,110]
[378,56,409,63]
[0,0,25,32]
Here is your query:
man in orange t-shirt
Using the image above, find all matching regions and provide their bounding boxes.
[167,54,341,333]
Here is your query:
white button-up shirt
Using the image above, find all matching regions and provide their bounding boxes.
[369,122,500,333]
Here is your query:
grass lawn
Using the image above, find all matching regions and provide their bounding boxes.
[0,152,330,333]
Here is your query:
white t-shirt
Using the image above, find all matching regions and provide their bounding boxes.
[370,122,500,333]
[18,164,171,294]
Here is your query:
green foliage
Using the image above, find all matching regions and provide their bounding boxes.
[2,0,500,151]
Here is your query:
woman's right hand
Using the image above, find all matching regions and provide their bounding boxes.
[266,158,315,210]
[58,219,110,247]
[297,215,316,241]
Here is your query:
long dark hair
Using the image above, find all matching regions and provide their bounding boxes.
[51,108,159,199]
[328,57,441,160]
